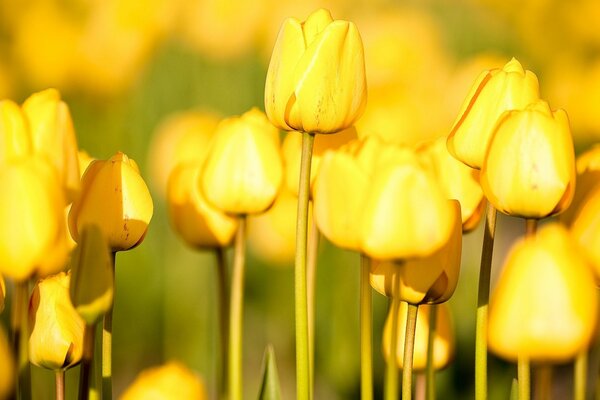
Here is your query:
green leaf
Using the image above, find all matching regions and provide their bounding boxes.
[257,345,282,400]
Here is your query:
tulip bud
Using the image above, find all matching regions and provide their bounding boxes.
[120,361,208,400]
[68,152,153,251]
[168,163,238,248]
[265,9,367,134]
[570,186,600,284]
[481,100,575,219]
[447,58,540,169]
[0,100,31,163]
[560,144,600,226]
[29,271,85,370]
[201,108,283,215]
[488,224,598,363]
[382,303,454,371]
[0,326,14,398]
[369,201,462,304]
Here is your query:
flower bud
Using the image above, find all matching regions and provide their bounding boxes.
[68,152,154,251]
[29,271,85,370]
[265,9,367,134]
[0,100,31,163]
[481,100,575,218]
[0,327,14,398]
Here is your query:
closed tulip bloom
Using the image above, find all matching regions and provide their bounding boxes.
[201,108,283,215]
[0,100,31,163]
[571,186,600,283]
[369,201,462,304]
[265,8,367,134]
[69,152,154,251]
[488,224,598,362]
[481,100,575,218]
[382,303,454,371]
[168,163,238,248]
[447,58,540,169]
[0,327,13,399]
[120,361,207,400]
[29,271,85,370]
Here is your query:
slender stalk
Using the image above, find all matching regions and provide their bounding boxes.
[426,305,438,400]
[535,365,552,400]
[229,217,246,400]
[79,324,95,400]
[11,281,31,400]
[475,203,497,400]
[215,247,229,399]
[360,254,373,400]
[56,370,65,400]
[518,356,530,400]
[294,131,315,400]
[525,219,537,237]
[575,351,587,400]
[402,303,419,400]
[307,210,319,398]
[102,252,116,400]
[385,298,400,400]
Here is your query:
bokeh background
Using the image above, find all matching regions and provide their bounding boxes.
[1,0,600,398]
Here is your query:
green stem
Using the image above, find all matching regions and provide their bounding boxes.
[79,324,95,400]
[402,303,419,400]
[518,356,530,400]
[216,247,229,399]
[535,365,551,400]
[295,131,315,400]
[11,281,31,400]
[385,298,400,400]
[307,209,319,398]
[475,203,497,400]
[56,370,65,400]
[360,254,373,400]
[229,217,246,400]
[426,305,438,400]
[102,252,116,400]
[575,351,587,400]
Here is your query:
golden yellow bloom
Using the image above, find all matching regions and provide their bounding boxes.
[571,186,600,283]
[0,327,13,399]
[418,137,485,232]
[201,108,282,215]
[481,100,575,218]
[120,361,207,400]
[447,58,540,169]
[561,144,600,225]
[168,164,238,248]
[0,100,31,163]
[265,8,367,134]
[382,303,454,371]
[488,224,598,363]
[369,201,462,304]
[68,152,154,251]
[29,272,85,370]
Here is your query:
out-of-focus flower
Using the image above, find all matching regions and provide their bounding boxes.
[488,224,598,363]
[120,361,207,400]
[418,137,485,232]
[147,110,221,199]
[481,100,575,218]
[382,303,454,371]
[570,186,600,283]
[0,326,13,399]
[265,8,367,134]
[0,100,31,163]
[68,152,154,252]
[369,201,462,304]
[447,58,540,169]
[201,108,282,215]
[560,144,600,225]
[168,163,238,248]
[0,274,5,313]
[29,271,85,370]
[282,127,357,196]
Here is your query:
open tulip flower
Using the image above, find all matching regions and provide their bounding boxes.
[481,100,575,219]
[265,8,367,134]
[447,58,540,169]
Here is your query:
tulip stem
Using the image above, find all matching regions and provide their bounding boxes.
[102,252,116,400]
[518,356,530,400]
[525,219,537,237]
[79,324,95,400]
[535,365,552,400]
[229,217,246,400]
[56,370,65,400]
[11,281,31,400]
[360,254,373,400]
[426,305,438,400]
[475,203,497,400]
[385,298,400,400]
[402,303,419,400]
[307,211,319,398]
[295,131,315,400]
[575,351,588,400]
[216,247,229,399]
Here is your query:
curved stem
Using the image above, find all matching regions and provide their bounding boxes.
[518,356,530,400]
[360,254,373,400]
[216,247,229,399]
[307,208,319,398]
[575,351,587,400]
[56,370,65,400]
[229,217,246,400]
[295,131,315,400]
[102,252,116,400]
[402,303,419,400]
[426,305,438,400]
[385,298,400,400]
[476,203,497,400]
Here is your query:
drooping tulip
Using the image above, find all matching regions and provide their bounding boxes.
[29,271,85,370]
[447,58,540,169]
[0,99,31,163]
[68,152,154,251]
[481,100,575,219]
[265,8,367,134]
[488,224,597,362]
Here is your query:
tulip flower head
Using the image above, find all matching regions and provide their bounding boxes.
[561,144,600,225]
[571,185,600,283]
[265,8,367,134]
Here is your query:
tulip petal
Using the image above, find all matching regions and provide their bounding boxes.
[0,100,31,162]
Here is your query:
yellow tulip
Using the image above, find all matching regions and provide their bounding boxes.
[29,271,85,370]
[481,100,575,218]
[561,144,600,225]
[0,157,68,281]
[68,152,154,252]
[488,224,598,363]
[0,327,14,399]
[265,8,367,134]
[418,137,485,232]
[382,303,454,371]
[369,201,462,304]
[120,361,207,400]
[571,186,600,283]
[447,58,540,169]
[0,100,31,163]
[168,163,239,248]
[78,150,96,179]
[22,89,80,202]
[201,108,283,215]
